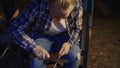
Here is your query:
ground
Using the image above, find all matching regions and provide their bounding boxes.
[88,13,120,68]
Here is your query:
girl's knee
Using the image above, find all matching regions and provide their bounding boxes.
[67,45,81,61]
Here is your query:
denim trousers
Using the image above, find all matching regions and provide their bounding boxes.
[29,32,81,68]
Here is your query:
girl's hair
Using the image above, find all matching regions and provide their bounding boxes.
[48,0,76,10]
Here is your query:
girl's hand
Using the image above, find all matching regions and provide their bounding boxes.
[59,42,71,57]
[33,46,50,60]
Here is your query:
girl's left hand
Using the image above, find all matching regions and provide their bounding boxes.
[59,42,71,57]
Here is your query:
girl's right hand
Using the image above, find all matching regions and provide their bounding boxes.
[33,46,50,60]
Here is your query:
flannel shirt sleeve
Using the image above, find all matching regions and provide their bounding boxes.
[10,1,39,53]
[68,0,83,46]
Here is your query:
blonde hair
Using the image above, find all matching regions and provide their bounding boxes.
[48,0,76,10]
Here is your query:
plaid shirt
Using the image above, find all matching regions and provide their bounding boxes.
[10,0,83,53]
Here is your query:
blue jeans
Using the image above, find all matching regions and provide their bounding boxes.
[29,32,81,68]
